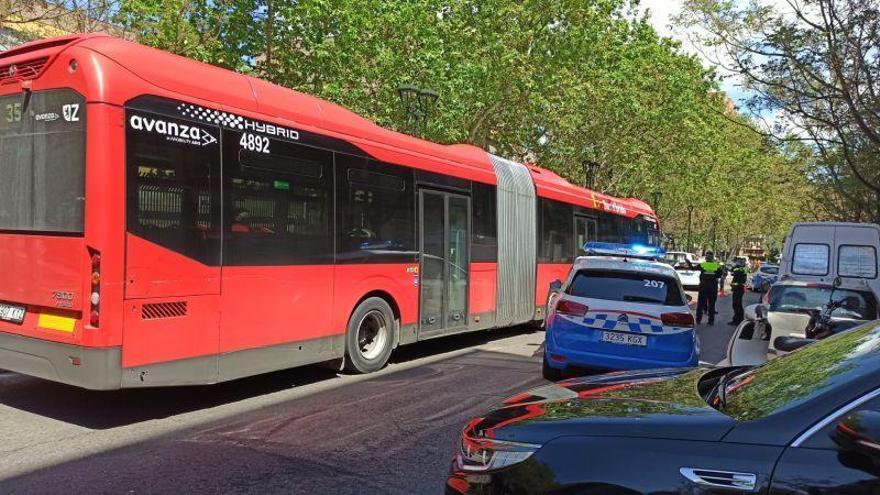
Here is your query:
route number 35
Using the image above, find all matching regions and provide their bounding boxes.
[644,280,665,288]
[240,133,270,153]
[5,102,21,123]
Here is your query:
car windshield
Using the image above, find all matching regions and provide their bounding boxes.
[567,269,685,305]
[761,266,779,275]
[769,285,876,320]
[713,322,880,421]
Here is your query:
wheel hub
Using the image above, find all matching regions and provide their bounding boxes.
[357,310,388,360]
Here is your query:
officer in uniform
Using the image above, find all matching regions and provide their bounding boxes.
[728,259,749,325]
[691,250,722,325]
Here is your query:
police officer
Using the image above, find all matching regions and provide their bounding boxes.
[728,259,749,325]
[691,250,722,325]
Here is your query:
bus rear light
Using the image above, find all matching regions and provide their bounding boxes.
[88,248,100,327]
[555,299,588,317]
[661,312,695,327]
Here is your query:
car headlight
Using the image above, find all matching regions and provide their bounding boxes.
[458,428,541,471]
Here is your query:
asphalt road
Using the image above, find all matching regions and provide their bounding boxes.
[694,289,762,364]
[0,290,759,494]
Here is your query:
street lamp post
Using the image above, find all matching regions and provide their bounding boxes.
[686,206,693,253]
[397,85,439,137]
[583,160,600,190]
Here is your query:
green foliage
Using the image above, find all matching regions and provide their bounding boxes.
[113,0,812,250]
[678,0,878,226]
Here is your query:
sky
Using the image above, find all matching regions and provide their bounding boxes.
[638,0,753,106]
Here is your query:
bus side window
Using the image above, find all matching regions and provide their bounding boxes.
[335,154,415,264]
[538,198,573,264]
[223,130,333,266]
[472,182,497,262]
[125,111,221,265]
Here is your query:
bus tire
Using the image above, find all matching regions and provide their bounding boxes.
[343,297,395,374]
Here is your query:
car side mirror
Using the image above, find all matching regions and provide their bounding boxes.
[755,304,765,319]
[549,279,563,293]
[832,410,880,458]
[686,294,693,303]
[745,304,760,321]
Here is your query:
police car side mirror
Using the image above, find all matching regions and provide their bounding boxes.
[549,279,563,293]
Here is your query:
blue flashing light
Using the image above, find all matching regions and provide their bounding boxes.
[583,241,666,260]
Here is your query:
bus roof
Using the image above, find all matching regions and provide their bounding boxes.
[1,33,655,219]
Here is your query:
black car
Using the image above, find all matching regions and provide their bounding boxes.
[448,321,880,494]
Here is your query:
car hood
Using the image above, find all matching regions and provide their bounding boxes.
[471,368,734,445]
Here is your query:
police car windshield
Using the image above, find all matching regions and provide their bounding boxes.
[567,269,685,306]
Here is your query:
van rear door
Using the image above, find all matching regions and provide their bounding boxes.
[782,223,880,285]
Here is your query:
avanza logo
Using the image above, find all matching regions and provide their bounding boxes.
[129,114,217,146]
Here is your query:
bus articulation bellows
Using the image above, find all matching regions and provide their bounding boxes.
[0,34,660,389]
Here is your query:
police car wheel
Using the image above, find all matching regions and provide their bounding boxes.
[542,353,563,381]
[343,297,396,374]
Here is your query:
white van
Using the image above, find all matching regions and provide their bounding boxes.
[779,222,880,289]
[771,222,880,349]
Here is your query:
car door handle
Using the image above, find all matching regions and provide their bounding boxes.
[680,467,757,491]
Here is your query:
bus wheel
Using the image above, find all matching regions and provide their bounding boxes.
[344,297,395,373]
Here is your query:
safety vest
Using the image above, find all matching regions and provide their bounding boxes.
[731,267,748,287]
[700,261,721,275]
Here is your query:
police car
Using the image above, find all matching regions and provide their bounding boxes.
[543,242,699,380]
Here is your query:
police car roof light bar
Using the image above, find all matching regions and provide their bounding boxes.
[583,241,667,261]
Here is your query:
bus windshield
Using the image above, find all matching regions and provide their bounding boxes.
[0,89,86,233]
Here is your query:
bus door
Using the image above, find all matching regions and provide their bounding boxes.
[574,215,598,256]
[419,189,471,336]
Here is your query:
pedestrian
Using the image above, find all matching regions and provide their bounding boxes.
[728,259,749,325]
[718,263,728,295]
[690,250,722,325]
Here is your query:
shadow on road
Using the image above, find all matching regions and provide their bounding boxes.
[0,348,545,495]
[0,324,540,430]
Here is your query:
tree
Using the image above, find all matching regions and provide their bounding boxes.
[678,0,880,223]
[0,1,119,38]
[113,0,812,250]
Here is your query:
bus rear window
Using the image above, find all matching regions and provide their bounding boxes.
[567,269,684,306]
[0,89,85,233]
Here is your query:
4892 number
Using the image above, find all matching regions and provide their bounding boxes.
[240,133,270,153]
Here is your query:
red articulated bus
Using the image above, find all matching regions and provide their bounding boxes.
[0,35,660,389]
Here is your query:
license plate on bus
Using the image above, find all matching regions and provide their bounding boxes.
[601,331,647,347]
[0,303,25,324]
